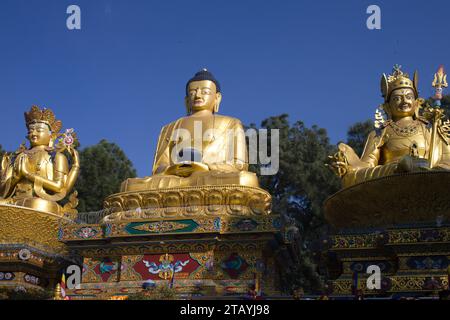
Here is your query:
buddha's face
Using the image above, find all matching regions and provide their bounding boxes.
[388,88,417,120]
[186,80,222,114]
[27,122,52,147]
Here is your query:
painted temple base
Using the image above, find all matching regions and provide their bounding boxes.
[324,172,450,297]
[0,204,73,297]
[59,212,282,299]
[325,224,450,296]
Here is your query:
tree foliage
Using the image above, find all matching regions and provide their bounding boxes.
[75,139,137,212]
[248,114,340,293]
[427,94,450,118]
[346,120,373,157]
[440,95,450,118]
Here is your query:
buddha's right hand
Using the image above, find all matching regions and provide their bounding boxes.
[1,153,10,172]
[68,147,80,168]
[337,143,367,168]
[327,143,371,178]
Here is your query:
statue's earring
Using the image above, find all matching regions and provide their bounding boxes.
[184,97,192,115]
[382,103,392,120]
[214,93,222,114]
[49,133,57,148]
[414,98,424,119]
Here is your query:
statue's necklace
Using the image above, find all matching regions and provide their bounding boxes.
[389,120,420,137]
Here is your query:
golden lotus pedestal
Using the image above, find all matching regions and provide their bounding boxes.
[0,204,72,298]
[59,185,283,299]
[324,172,450,297]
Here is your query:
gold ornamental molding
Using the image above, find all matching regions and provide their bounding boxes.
[103,185,272,222]
[0,204,69,254]
[325,171,450,229]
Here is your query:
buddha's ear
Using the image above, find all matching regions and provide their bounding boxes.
[184,96,191,115]
[382,102,392,119]
[214,92,222,113]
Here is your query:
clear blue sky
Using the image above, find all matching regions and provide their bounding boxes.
[1,0,449,175]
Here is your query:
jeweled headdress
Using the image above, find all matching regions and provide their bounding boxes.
[381,64,419,101]
[24,105,62,133]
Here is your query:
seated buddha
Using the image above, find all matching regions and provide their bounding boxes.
[329,65,450,188]
[121,69,259,191]
[0,106,80,215]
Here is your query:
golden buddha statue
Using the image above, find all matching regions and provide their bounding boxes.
[329,65,450,188]
[103,70,271,220]
[121,69,259,191]
[0,106,80,215]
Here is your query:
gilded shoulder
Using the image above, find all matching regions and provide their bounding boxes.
[214,114,243,127]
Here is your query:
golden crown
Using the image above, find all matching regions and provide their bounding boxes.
[24,105,62,133]
[381,65,418,101]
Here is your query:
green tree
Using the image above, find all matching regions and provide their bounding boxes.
[248,114,340,293]
[75,139,137,213]
[427,94,450,118]
[0,144,5,158]
[440,95,450,117]
[346,120,373,156]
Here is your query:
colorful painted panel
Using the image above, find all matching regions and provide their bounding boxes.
[125,220,200,235]
[82,257,120,283]
[105,218,220,237]
[406,256,449,270]
[388,227,450,244]
[350,261,392,273]
[59,224,103,241]
[133,253,201,280]
[0,272,15,281]
[221,253,249,279]
[221,216,280,234]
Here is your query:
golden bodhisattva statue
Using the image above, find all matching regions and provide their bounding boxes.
[0,106,80,215]
[104,70,270,220]
[121,69,258,191]
[329,65,450,188]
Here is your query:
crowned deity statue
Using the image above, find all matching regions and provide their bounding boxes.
[121,69,259,191]
[329,65,450,188]
[0,106,80,215]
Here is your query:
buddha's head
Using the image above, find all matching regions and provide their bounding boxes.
[388,88,418,120]
[27,122,52,147]
[185,69,222,115]
[381,65,419,120]
[24,106,62,147]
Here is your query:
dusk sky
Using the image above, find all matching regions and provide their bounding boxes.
[1,0,449,175]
